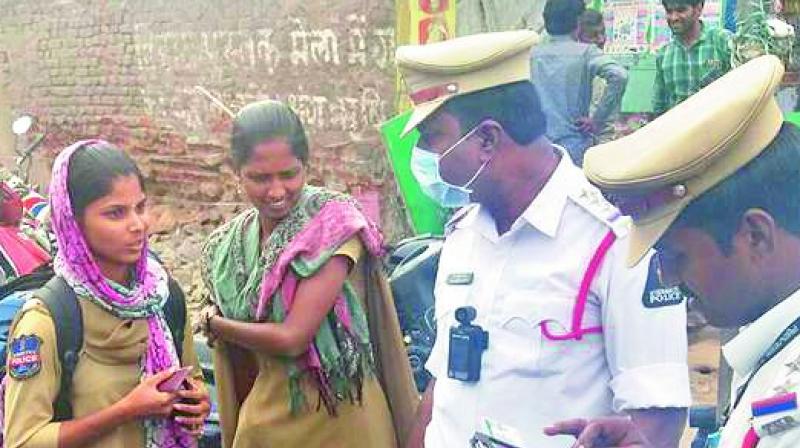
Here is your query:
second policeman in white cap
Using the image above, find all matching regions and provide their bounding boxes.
[548,55,800,448]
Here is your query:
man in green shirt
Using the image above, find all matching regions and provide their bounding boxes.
[653,0,732,115]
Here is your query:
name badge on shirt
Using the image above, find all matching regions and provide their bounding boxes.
[752,393,800,437]
[447,272,474,285]
[758,415,800,436]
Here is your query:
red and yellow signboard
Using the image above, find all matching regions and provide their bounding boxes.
[410,0,455,44]
[395,0,456,111]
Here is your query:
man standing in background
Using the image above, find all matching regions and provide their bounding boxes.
[653,0,732,115]
[577,9,607,49]
[530,0,627,166]
[577,9,620,145]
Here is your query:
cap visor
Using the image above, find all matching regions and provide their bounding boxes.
[626,207,682,267]
[401,100,445,137]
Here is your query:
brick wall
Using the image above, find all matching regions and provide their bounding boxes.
[0,0,411,241]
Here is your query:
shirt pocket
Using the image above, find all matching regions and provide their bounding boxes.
[498,292,579,377]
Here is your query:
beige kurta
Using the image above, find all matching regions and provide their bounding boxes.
[4,295,203,448]
[213,238,413,448]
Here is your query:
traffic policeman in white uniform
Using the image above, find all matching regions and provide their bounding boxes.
[546,55,800,448]
[395,30,692,448]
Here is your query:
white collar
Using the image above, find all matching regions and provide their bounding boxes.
[723,288,800,377]
[455,147,572,241]
[519,148,573,238]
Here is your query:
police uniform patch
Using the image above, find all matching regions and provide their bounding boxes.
[645,287,684,308]
[642,255,685,309]
[9,334,43,379]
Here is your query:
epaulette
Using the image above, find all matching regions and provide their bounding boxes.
[444,204,479,236]
[20,297,42,313]
[569,185,631,238]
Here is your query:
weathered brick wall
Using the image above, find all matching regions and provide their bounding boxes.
[0,0,411,241]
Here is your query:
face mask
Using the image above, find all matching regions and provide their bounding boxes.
[410,126,489,208]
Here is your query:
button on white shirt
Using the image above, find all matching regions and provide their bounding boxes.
[720,289,800,448]
[424,154,691,448]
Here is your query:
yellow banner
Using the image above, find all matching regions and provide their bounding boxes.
[409,0,455,45]
[395,0,456,111]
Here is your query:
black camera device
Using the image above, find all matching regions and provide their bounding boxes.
[448,306,489,382]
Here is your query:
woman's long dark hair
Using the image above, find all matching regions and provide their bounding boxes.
[230,100,309,169]
[67,141,144,219]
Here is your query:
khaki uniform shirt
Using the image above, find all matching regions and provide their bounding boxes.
[213,238,396,448]
[4,295,202,448]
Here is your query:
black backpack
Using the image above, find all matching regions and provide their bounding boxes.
[0,263,186,421]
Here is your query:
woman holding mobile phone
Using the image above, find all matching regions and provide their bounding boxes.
[3,140,211,448]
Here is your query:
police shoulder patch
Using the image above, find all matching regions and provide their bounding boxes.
[9,334,43,379]
[642,255,685,309]
[644,286,685,308]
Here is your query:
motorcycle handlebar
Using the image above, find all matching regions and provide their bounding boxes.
[19,133,45,159]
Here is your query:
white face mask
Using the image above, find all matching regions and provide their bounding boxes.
[409,126,490,208]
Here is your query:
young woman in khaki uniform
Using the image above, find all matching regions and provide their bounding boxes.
[3,140,211,448]
[199,100,418,448]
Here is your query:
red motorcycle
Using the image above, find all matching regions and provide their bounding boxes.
[0,115,52,283]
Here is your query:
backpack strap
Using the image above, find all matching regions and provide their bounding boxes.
[163,277,186,362]
[37,276,82,422]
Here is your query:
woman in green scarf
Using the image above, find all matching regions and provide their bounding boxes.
[199,100,418,448]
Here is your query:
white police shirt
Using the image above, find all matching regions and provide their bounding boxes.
[719,289,800,448]
[424,154,691,448]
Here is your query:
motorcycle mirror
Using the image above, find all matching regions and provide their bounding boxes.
[11,115,34,135]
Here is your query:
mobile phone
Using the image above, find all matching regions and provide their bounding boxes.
[157,366,193,392]
[471,419,526,448]
[470,432,522,448]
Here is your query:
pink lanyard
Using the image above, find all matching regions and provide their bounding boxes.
[741,428,759,448]
[540,230,617,341]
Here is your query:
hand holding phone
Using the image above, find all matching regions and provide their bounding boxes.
[157,366,193,393]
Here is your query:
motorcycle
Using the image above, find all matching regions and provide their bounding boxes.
[385,234,443,392]
[10,114,46,187]
[6,114,52,254]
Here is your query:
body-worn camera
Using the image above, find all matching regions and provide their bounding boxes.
[448,306,489,382]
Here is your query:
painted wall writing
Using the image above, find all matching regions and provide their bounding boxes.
[131,20,395,74]
[0,0,410,241]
